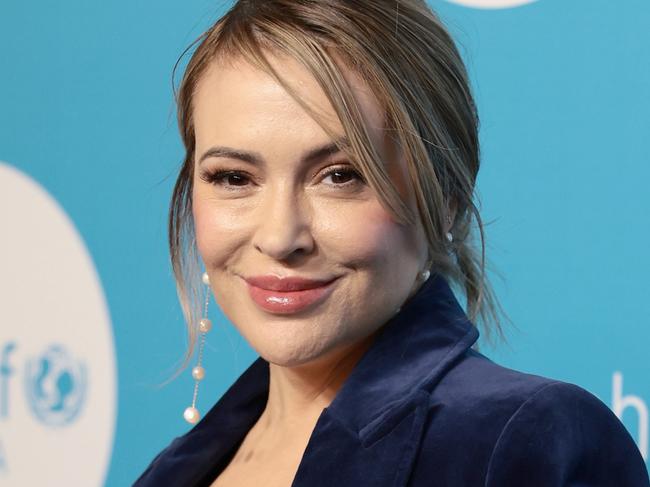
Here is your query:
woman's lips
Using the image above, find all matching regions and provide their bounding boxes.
[243,275,339,314]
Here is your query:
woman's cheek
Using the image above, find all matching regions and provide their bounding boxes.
[193,197,245,268]
[318,200,404,265]
[192,197,217,263]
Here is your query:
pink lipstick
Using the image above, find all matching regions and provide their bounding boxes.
[242,274,339,314]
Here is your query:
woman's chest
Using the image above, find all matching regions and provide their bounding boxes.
[208,426,312,487]
[209,456,298,487]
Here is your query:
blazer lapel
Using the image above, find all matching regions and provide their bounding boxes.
[291,389,432,487]
[291,273,479,487]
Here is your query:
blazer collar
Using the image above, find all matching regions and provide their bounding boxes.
[141,273,479,486]
[325,271,479,435]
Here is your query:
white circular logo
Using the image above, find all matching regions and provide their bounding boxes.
[444,0,537,8]
[0,162,116,486]
[24,344,87,427]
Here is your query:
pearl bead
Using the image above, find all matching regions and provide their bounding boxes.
[199,318,212,333]
[192,366,205,380]
[183,406,200,424]
[421,270,430,282]
[446,232,453,242]
[202,272,210,285]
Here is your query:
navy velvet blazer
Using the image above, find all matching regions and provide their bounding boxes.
[134,273,649,486]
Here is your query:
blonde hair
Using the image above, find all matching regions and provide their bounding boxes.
[169,0,508,373]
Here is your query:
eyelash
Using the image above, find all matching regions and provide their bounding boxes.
[199,165,365,191]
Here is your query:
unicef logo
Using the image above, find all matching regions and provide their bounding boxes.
[23,345,87,427]
[444,0,537,8]
[1,162,115,484]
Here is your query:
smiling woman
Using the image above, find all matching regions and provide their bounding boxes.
[134,1,649,486]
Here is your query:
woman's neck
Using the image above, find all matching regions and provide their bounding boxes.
[260,332,378,432]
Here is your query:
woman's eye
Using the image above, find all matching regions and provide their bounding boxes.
[201,170,251,188]
[321,166,365,187]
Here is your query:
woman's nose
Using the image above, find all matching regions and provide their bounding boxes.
[251,185,315,262]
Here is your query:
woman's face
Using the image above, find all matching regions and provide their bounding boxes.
[192,52,428,367]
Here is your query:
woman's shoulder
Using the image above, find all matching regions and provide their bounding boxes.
[409,349,650,486]
[433,348,577,413]
[480,375,648,485]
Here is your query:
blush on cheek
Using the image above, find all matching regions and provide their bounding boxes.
[192,197,255,276]
[192,203,231,273]
[333,203,409,267]
[192,201,214,261]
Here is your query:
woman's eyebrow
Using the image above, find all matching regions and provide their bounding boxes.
[198,136,350,166]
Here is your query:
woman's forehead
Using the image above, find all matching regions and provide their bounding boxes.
[192,52,386,143]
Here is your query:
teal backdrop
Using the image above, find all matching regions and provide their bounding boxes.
[0,1,648,485]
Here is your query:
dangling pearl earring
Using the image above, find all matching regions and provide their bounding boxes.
[183,271,212,425]
[446,214,454,243]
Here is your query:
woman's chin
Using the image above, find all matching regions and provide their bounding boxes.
[257,347,330,368]
[255,332,374,371]
[252,338,344,369]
